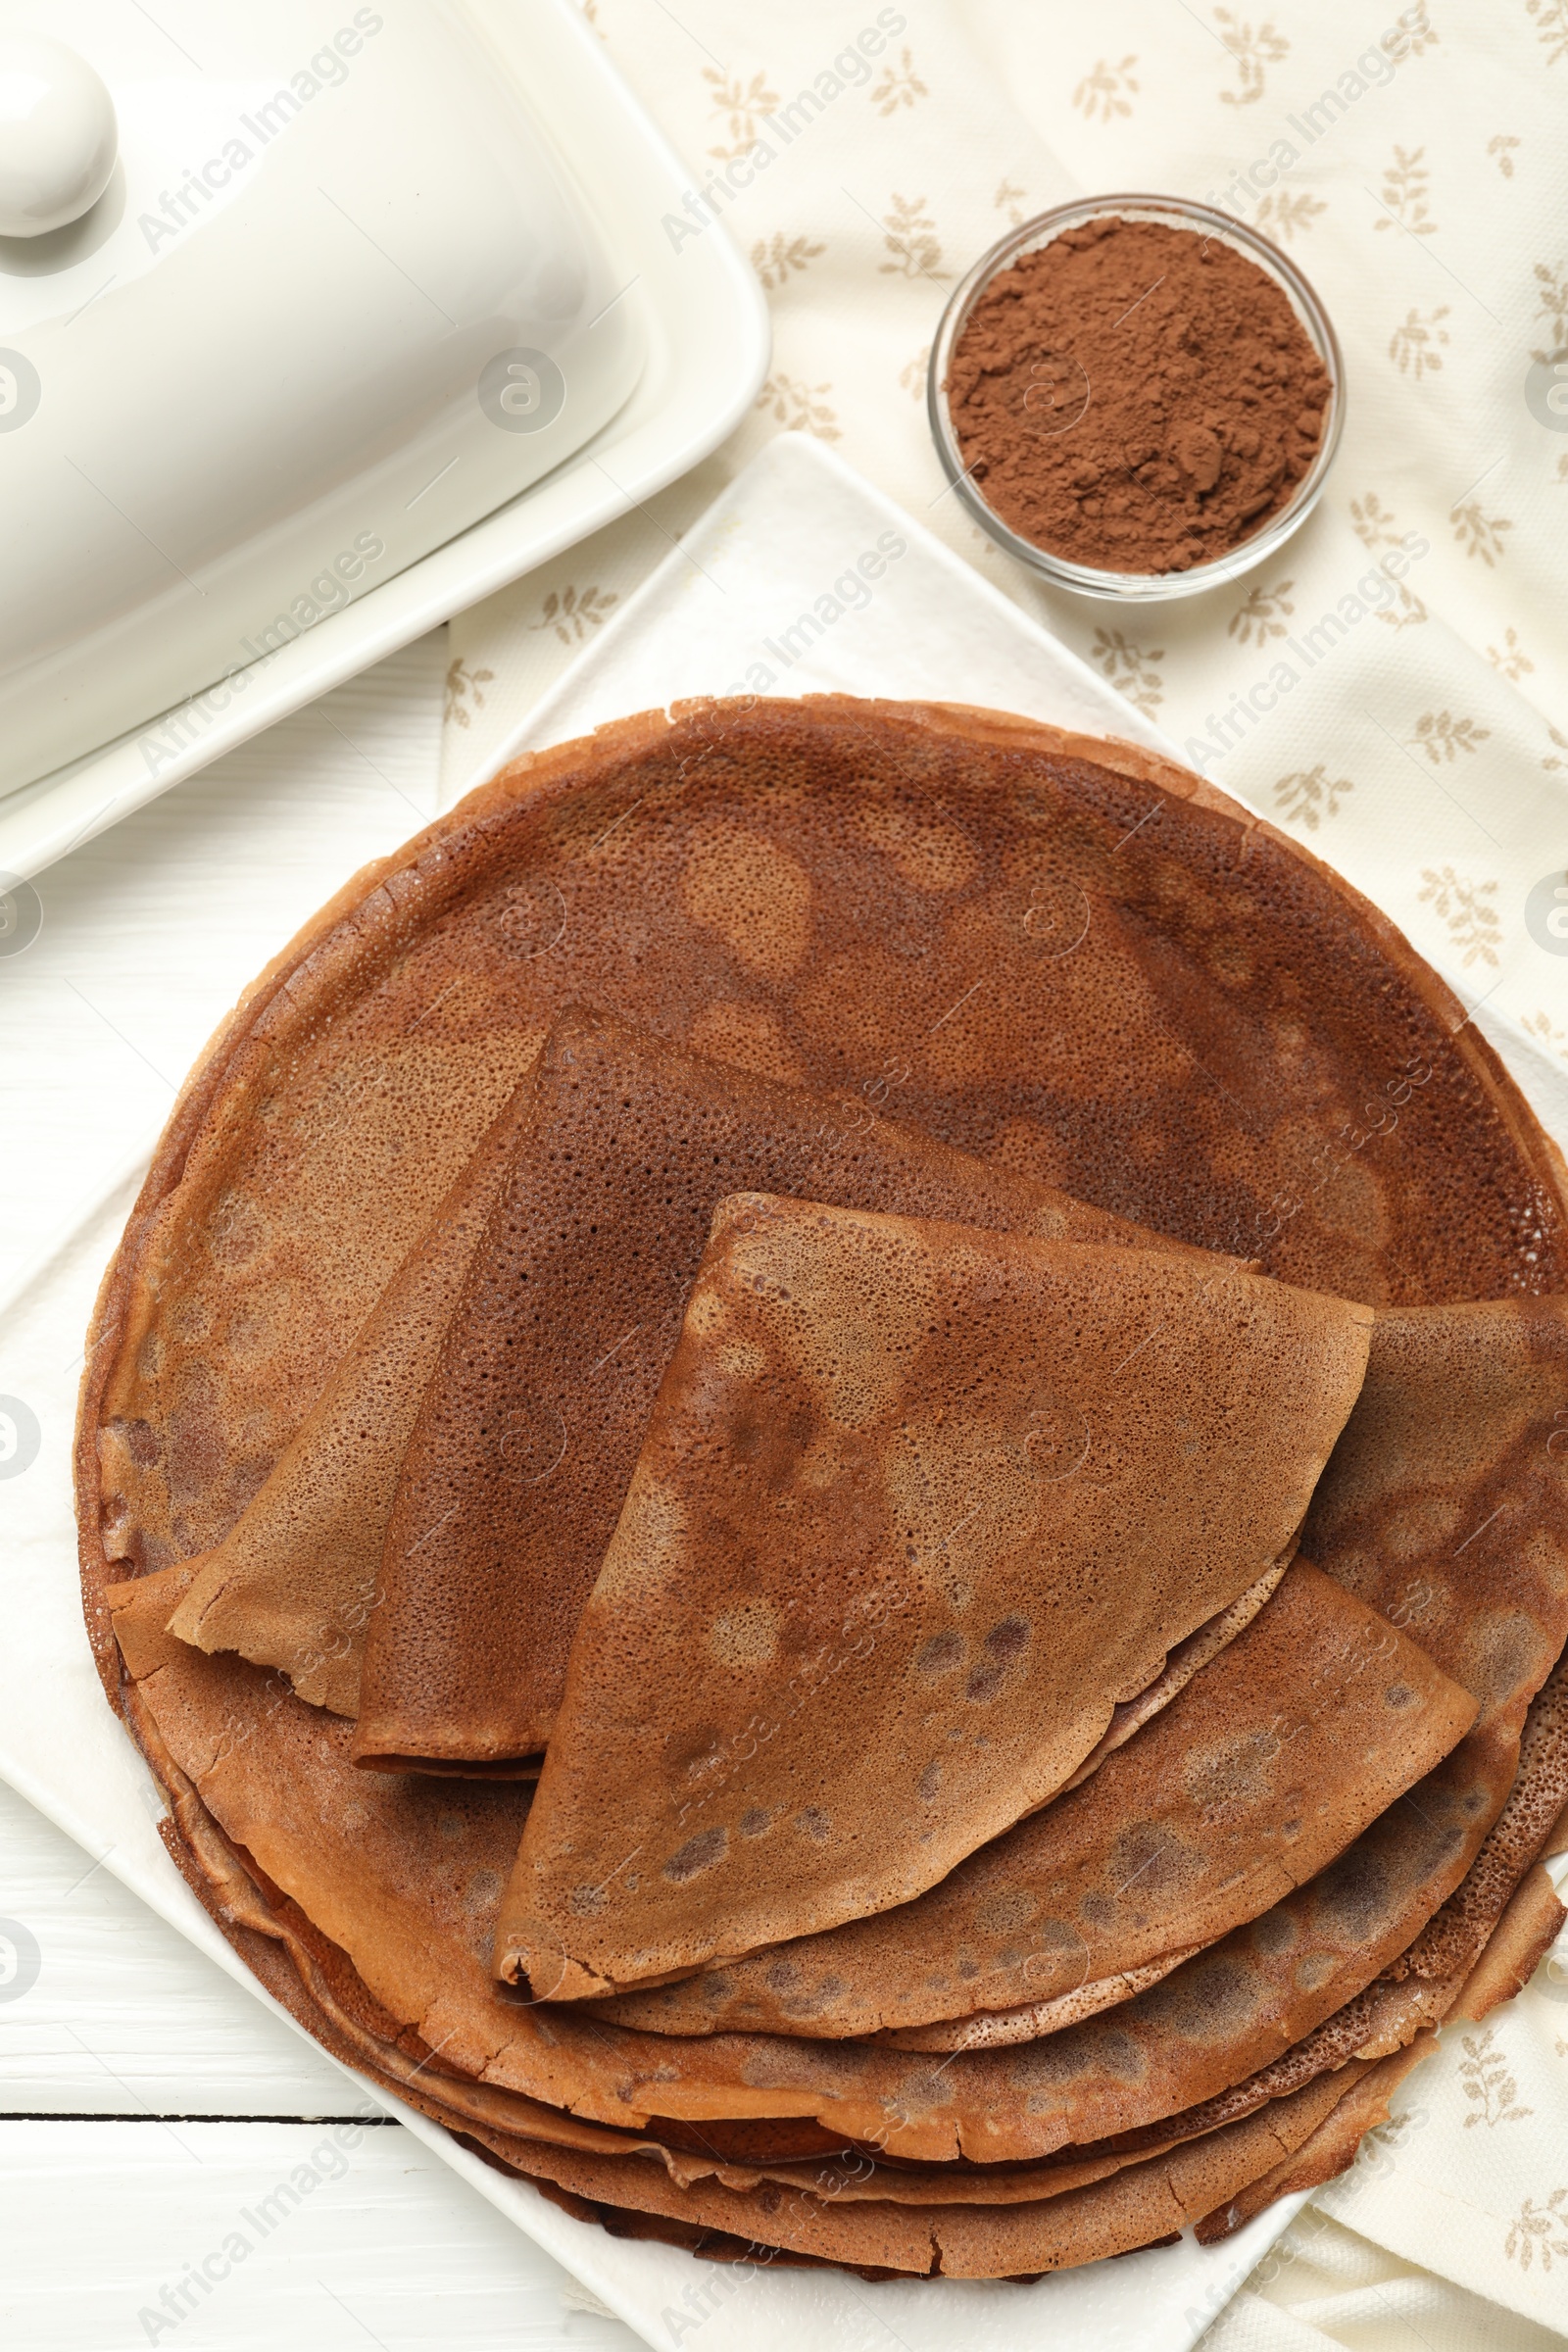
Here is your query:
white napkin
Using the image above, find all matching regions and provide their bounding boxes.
[440,4,1568,2342]
[444,0,1568,1125]
[1205,2207,1568,2351]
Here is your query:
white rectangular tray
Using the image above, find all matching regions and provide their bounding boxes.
[11,432,1563,2351]
[0,0,768,887]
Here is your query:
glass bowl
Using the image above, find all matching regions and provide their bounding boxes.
[927,192,1346,604]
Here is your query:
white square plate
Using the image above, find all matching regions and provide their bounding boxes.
[13,433,1560,2351]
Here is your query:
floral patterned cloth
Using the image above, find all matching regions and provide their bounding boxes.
[443,0,1568,1117]
[441,4,1568,2338]
[1202,1890,1568,2345]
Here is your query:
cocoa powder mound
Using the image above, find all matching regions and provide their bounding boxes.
[945,216,1333,574]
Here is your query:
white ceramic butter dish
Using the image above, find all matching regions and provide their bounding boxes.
[0,0,768,867]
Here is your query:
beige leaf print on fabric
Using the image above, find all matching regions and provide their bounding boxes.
[1533,262,1568,357]
[1390,307,1450,377]
[871,48,928,115]
[1409,710,1491,762]
[878,194,949,280]
[756,374,841,439]
[1458,2027,1534,2127]
[527,586,618,645]
[1526,0,1568,67]
[1360,2104,1423,2167]
[704,68,780,161]
[1273,765,1352,831]
[1488,626,1534,678]
[1373,145,1437,233]
[751,232,825,292]
[1522,1008,1568,1059]
[1091,628,1165,716]
[1489,132,1521,176]
[1505,2188,1568,2272]
[899,343,930,399]
[1419,866,1501,967]
[1213,10,1288,107]
[1405,3,1440,55]
[995,177,1029,226]
[1073,56,1139,121]
[1252,189,1325,240]
[443,658,494,729]
[1228,577,1295,645]
[1349,493,1427,627]
[1545,723,1568,772]
[1451,501,1513,564]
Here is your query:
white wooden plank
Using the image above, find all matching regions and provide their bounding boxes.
[0,627,447,1300]
[0,1776,360,2118]
[0,2120,643,2351]
[0,623,449,2127]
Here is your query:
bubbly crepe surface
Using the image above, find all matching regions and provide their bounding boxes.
[591,1560,1477,2040]
[497,1194,1370,1995]
[76,698,1568,2282]
[354,1004,1174,1770]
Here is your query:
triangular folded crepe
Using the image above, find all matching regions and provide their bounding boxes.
[352,1005,1199,1772]
[1302,1297,1568,1740]
[160,1073,538,1714]
[495,1194,1372,1997]
[598,1298,1568,2045]
[96,1015,542,1587]
[588,1560,1476,2040]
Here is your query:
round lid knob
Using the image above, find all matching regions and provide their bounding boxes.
[0,33,117,239]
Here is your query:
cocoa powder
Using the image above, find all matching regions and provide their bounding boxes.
[946,216,1332,574]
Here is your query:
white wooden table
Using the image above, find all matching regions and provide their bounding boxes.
[0,634,642,2351]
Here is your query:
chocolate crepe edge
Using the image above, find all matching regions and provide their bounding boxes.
[104,1641,1565,2274]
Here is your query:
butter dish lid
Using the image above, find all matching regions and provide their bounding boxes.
[0,0,646,800]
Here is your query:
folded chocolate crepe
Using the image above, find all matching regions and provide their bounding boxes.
[159,1075,539,1714]
[590,1560,1476,2040]
[495,1192,1372,1997]
[147,999,1268,1780]
[94,1017,542,1591]
[353,1005,1197,1772]
[79,698,1568,2279]
[597,1293,1568,2045]
[1304,1298,1568,1737]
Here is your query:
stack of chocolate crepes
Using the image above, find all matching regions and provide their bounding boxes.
[79,701,1568,2281]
